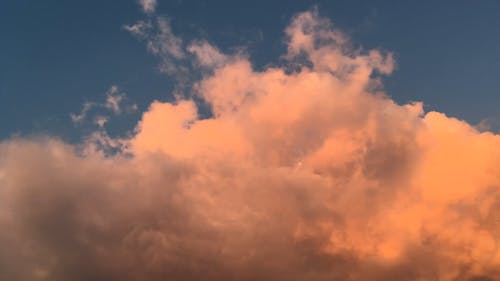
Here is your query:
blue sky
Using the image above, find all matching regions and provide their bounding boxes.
[2,0,500,140]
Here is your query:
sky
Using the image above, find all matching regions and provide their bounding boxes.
[3,0,500,140]
[3,1,500,281]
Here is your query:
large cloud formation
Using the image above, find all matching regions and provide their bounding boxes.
[2,10,500,281]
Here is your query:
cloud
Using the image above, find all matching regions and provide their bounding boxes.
[138,0,157,14]
[187,40,229,69]
[70,101,93,124]
[105,85,125,114]
[93,116,109,128]
[122,20,151,37]
[124,17,236,91]
[70,85,137,126]
[125,17,186,76]
[2,10,500,281]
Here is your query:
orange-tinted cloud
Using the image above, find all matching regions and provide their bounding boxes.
[1,10,500,281]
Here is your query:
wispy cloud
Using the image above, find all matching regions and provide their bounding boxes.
[70,101,93,124]
[187,40,229,69]
[124,16,235,92]
[70,85,137,126]
[124,17,186,76]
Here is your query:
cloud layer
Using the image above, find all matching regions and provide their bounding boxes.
[2,10,500,281]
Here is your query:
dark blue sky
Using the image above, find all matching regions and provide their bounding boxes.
[2,0,500,141]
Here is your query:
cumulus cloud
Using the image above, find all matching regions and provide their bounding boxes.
[2,10,500,281]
